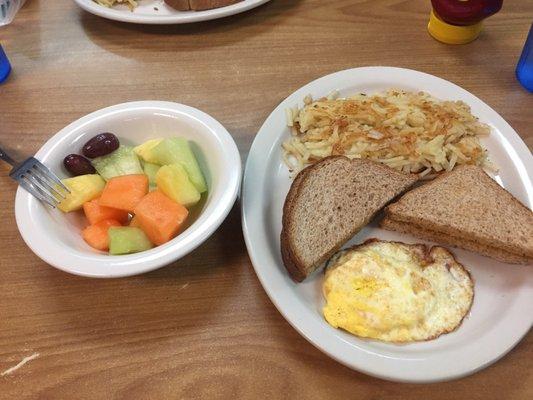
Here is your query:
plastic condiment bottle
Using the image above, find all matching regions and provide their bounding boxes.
[0,44,11,83]
[428,0,503,44]
[516,24,533,92]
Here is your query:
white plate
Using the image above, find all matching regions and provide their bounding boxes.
[73,0,270,24]
[241,67,533,383]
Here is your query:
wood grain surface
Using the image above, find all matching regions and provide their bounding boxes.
[1,0,532,398]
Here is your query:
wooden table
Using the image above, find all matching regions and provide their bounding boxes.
[1,0,532,398]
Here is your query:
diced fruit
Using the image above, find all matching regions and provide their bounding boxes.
[83,133,120,159]
[134,191,188,245]
[133,138,163,164]
[151,138,207,193]
[64,154,96,176]
[99,174,149,212]
[156,163,201,208]
[58,174,106,212]
[129,215,141,228]
[82,219,122,251]
[143,162,160,187]
[91,145,143,181]
[83,198,129,225]
[108,227,154,255]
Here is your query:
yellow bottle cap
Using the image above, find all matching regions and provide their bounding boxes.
[428,10,483,45]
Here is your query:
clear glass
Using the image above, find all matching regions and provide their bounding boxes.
[0,0,26,26]
[516,24,533,93]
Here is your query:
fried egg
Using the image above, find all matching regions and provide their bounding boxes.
[323,240,474,342]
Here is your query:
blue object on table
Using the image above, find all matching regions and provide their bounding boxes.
[0,44,11,83]
[516,24,533,93]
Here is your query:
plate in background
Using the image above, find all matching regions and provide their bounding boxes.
[73,0,270,24]
[241,67,533,383]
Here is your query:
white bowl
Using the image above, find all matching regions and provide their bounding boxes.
[15,101,241,278]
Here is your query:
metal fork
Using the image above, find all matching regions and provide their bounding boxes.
[0,0,25,26]
[0,1,9,19]
[0,147,70,208]
[0,0,13,25]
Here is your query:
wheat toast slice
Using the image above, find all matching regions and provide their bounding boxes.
[281,156,417,281]
[385,165,533,260]
[165,0,241,10]
[189,0,242,10]
[165,0,190,10]
[381,217,532,264]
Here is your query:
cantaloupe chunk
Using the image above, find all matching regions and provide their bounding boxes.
[83,198,129,225]
[99,174,148,212]
[134,191,188,245]
[82,219,122,251]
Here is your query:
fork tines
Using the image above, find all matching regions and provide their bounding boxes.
[10,158,70,208]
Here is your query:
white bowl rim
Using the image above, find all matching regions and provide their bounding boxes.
[15,101,241,278]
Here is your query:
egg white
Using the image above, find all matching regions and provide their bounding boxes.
[323,240,474,342]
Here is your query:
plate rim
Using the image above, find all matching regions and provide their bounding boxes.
[241,66,533,383]
[72,0,271,24]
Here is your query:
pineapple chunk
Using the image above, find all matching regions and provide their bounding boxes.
[58,174,105,212]
[156,164,200,208]
[133,138,164,164]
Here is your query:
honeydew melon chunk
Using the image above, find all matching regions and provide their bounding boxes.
[151,138,207,193]
[108,227,153,255]
[143,162,160,188]
[91,146,143,181]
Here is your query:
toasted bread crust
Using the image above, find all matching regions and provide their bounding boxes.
[165,0,242,10]
[385,165,533,259]
[189,0,242,10]
[280,156,417,282]
[381,217,533,264]
[164,0,190,10]
[280,166,310,282]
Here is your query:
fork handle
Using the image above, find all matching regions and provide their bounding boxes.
[0,146,17,167]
